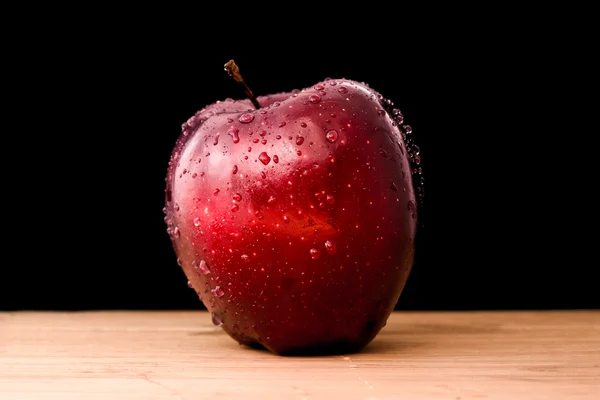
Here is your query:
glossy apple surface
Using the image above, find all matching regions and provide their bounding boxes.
[164,79,420,355]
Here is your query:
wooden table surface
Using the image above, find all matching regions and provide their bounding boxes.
[1,311,598,399]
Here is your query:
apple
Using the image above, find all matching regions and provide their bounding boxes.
[164,61,422,355]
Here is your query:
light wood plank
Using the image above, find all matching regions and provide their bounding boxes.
[1,311,598,399]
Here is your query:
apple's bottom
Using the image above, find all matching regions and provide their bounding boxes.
[222,316,384,356]
[243,340,368,356]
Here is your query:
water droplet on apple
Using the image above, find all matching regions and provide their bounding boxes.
[192,173,198,178]
[228,128,240,144]
[325,240,337,254]
[172,227,180,238]
[194,259,211,275]
[338,86,348,94]
[276,135,282,139]
[239,113,255,123]
[211,312,223,326]
[241,254,251,262]
[267,196,277,205]
[297,150,302,156]
[403,124,413,134]
[408,200,416,213]
[212,286,225,298]
[296,136,305,145]
[261,139,267,145]
[214,188,220,196]
[325,130,339,143]
[232,193,242,202]
[227,117,234,123]
[390,183,398,191]
[174,203,180,211]
[309,248,321,259]
[213,134,219,145]
[252,138,259,143]
[300,122,307,128]
[377,109,386,117]
[309,94,321,104]
[232,165,238,174]
[315,84,325,90]
[258,152,271,165]
[273,155,279,163]
[279,121,287,127]
[194,217,201,227]
[326,194,335,204]
[283,215,290,223]
[187,280,194,289]
[176,258,182,266]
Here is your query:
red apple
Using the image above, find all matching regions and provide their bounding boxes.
[164,66,421,355]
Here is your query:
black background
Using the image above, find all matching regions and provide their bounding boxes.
[2,14,596,311]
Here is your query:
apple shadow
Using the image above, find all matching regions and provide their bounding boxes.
[236,338,424,357]
[187,320,501,356]
[359,336,417,355]
[187,327,225,336]
[360,321,501,355]
[393,323,500,335]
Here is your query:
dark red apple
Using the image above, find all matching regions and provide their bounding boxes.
[164,63,422,355]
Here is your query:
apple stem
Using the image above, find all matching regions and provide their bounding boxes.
[224,60,262,109]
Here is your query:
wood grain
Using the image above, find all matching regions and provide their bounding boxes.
[1,311,598,399]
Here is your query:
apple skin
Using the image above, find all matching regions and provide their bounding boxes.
[164,79,418,355]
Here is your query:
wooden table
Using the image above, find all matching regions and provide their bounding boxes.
[1,311,598,399]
